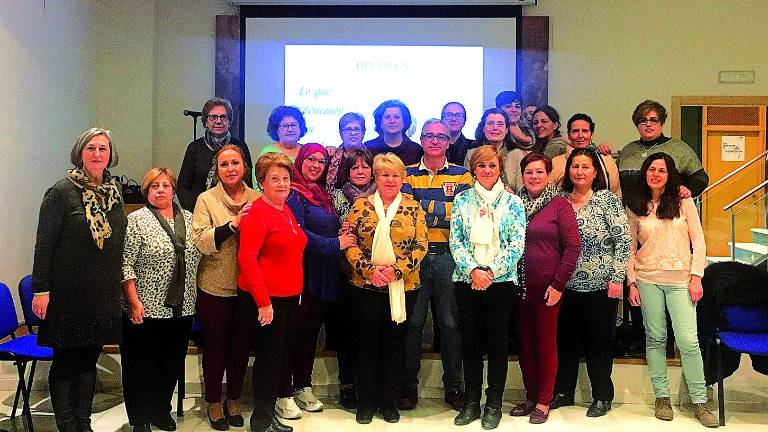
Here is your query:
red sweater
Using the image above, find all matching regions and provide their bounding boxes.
[238,197,307,307]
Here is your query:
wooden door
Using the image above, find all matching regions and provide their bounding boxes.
[702,105,766,256]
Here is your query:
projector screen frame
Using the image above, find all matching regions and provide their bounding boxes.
[238,5,523,140]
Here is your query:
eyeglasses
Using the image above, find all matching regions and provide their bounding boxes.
[305,156,327,166]
[421,133,450,143]
[279,122,299,130]
[206,114,229,122]
[484,121,506,128]
[341,127,364,134]
[638,117,661,125]
[441,112,466,120]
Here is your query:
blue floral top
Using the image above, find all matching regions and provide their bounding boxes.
[449,189,526,284]
[563,189,630,292]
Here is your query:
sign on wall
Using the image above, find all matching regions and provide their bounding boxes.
[721,135,746,161]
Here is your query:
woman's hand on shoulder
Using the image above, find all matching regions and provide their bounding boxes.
[32,294,49,320]
[338,232,357,250]
[678,185,692,199]
[231,203,253,229]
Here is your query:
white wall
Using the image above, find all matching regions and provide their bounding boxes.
[526,0,768,149]
[0,0,95,313]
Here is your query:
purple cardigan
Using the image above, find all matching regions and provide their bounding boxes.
[523,196,581,293]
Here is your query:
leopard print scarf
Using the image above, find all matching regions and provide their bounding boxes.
[68,168,122,249]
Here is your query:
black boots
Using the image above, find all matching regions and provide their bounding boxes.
[50,379,76,432]
[454,401,481,426]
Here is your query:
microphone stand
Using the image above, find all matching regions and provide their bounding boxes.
[183,110,203,141]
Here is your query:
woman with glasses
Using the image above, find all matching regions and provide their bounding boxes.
[275,144,357,419]
[177,97,254,211]
[364,99,423,166]
[617,100,709,202]
[259,106,307,162]
[326,112,367,192]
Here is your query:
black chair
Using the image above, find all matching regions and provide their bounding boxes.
[0,280,54,432]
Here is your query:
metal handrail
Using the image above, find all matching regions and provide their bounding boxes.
[700,149,768,196]
[723,179,768,211]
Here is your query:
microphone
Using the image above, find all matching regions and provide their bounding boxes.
[183,110,203,118]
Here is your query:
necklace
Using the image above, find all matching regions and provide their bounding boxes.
[262,195,297,234]
[640,141,665,158]
[276,208,297,234]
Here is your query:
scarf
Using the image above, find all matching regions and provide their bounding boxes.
[211,181,251,215]
[469,179,505,266]
[513,122,538,151]
[325,145,345,192]
[371,191,406,323]
[67,168,122,249]
[147,203,187,316]
[291,143,337,216]
[204,128,231,190]
[517,183,558,299]
[342,181,377,205]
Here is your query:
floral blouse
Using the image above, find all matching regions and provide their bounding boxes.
[562,189,630,292]
[345,195,428,291]
[122,206,202,318]
[449,189,526,284]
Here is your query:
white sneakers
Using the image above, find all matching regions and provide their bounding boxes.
[275,388,324,419]
[294,387,324,412]
[275,397,302,419]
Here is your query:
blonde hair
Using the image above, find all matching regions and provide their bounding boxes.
[141,167,177,198]
[70,127,119,169]
[255,152,293,185]
[372,153,406,178]
[469,145,505,176]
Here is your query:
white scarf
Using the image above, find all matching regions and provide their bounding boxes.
[371,190,406,323]
[470,179,505,266]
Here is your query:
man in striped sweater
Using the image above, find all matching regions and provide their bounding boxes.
[399,119,474,411]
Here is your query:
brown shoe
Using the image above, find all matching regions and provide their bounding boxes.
[693,403,719,428]
[509,401,535,416]
[654,397,673,421]
[529,408,549,424]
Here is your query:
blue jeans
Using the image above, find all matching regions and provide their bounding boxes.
[403,252,463,392]
[636,281,707,403]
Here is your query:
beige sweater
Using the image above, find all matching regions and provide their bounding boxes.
[627,198,706,287]
[192,182,261,297]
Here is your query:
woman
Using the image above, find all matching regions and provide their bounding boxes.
[238,152,308,432]
[325,112,367,192]
[510,153,581,424]
[258,106,307,162]
[177,97,254,211]
[192,145,260,430]
[551,148,630,418]
[363,100,423,166]
[331,147,376,409]
[32,127,126,432]
[618,100,709,202]
[345,153,428,424]
[533,106,569,159]
[275,144,357,419]
[496,92,537,192]
[626,153,716,428]
[450,145,526,430]
[121,168,202,432]
[464,108,514,186]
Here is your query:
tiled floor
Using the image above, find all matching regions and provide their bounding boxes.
[1,392,766,432]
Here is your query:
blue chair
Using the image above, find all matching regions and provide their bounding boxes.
[711,304,768,426]
[0,280,54,431]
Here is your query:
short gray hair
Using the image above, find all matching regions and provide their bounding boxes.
[70,127,119,169]
[420,118,447,134]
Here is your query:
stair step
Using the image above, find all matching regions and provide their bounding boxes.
[731,242,768,265]
[706,256,732,266]
[752,228,768,246]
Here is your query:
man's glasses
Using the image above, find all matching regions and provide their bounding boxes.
[421,133,450,143]
[441,112,466,120]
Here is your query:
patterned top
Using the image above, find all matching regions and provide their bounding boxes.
[122,206,202,318]
[402,159,473,244]
[562,189,630,292]
[345,195,428,291]
[332,188,353,222]
[449,189,526,284]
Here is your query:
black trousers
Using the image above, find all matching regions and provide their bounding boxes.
[240,292,299,430]
[352,288,417,411]
[554,289,618,401]
[49,345,102,429]
[333,282,357,386]
[120,314,192,426]
[455,281,517,408]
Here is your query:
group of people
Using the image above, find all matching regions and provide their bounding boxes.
[30,94,717,432]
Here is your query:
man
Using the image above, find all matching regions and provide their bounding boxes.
[550,113,622,196]
[400,119,473,411]
[442,102,476,165]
